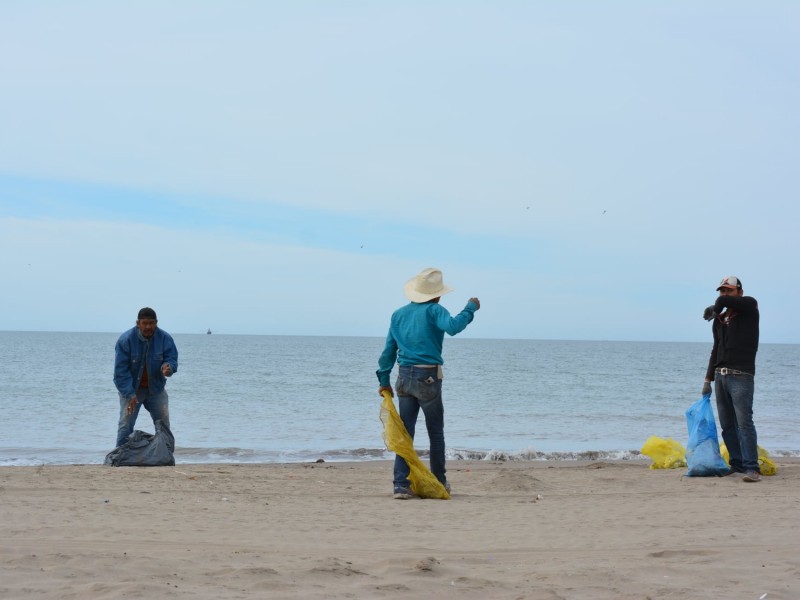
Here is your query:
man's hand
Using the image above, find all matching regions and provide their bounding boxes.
[125,395,138,415]
[703,305,717,321]
[378,386,394,398]
[702,381,712,397]
[469,297,481,310]
[161,363,173,377]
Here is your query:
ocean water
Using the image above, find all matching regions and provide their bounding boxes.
[0,331,797,466]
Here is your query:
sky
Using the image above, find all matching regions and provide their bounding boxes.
[1,1,798,343]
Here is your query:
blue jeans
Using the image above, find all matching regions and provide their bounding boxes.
[714,372,759,473]
[393,365,446,489]
[116,388,170,447]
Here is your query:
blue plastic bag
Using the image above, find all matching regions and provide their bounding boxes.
[684,394,730,477]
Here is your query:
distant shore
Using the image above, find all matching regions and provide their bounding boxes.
[1,459,798,599]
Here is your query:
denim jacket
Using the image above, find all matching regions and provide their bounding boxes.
[113,327,179,399]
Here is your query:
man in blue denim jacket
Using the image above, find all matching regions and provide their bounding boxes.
[377,268,480,499]
[113,307,178,447]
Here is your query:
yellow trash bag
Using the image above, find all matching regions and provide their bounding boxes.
[641,436,687,469]
[719,443,778,476]
[380,391,450,499]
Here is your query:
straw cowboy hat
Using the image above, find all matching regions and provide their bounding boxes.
[404,268,454,303]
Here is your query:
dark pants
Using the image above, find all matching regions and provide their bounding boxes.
[715,372,758,473]
[393,365,446,488]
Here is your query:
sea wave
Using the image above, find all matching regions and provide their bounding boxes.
[2,445,798,467]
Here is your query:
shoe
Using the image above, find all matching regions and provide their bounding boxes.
[743,471,761,482]
[393,487,414,499]
[444,482,451,493]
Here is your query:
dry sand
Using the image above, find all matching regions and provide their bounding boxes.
[1,459,798,599]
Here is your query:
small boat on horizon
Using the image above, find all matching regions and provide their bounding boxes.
[207,328,212,335]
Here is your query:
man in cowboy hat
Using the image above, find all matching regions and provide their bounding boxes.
[377,268,480,499]
[702,276,761,482]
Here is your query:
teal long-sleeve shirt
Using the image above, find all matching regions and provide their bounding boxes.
[376,300,478,387]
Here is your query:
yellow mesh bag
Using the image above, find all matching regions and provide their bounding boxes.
[380,391,450,499]
[719,443,778,476]
[641,436,687,469]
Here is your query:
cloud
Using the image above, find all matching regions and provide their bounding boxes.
[0,216,406,335]
[3,3,797,235]
[2,212,797,343]
[1,3,798,342]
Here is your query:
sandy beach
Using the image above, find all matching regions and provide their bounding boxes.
[1,459,798,599]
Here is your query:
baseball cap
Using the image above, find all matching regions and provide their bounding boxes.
[716,276,742,291]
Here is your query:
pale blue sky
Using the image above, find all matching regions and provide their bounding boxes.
[1,1,798,342]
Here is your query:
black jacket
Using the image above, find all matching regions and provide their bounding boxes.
[705,295,759,381]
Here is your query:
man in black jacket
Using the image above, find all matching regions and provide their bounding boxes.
[703,276,761,482]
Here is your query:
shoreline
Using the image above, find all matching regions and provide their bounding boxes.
[4,450,799,469]
[2,459,799,599]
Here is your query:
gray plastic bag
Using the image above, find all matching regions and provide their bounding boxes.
[105,420,175,467]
